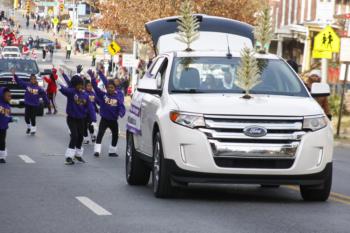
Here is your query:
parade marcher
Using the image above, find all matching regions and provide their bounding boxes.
[22,43,30,57]
[97,65,121,89]
[42,46,47,62]
[0,88,17,163]
[87,70,125,157]
[12,69,49,135]
[83,80,98,144]
[306,70,332,120]
[44,68,58,114]
[59,75,96,165]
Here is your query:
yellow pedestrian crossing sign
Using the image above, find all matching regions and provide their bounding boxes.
[108,41,121,56]
[313,26,340,59]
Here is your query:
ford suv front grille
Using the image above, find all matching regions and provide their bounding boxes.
[200,115,305,169]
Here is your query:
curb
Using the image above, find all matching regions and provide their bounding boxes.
[334,140,350,148]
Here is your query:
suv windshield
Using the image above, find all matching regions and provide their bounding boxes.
[169,57,308,97]
[0,59,39,74]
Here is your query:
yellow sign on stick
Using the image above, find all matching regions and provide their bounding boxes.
[67,19,73,29]
[52,17,59,26]
[313,26,340,53]
[108,41,121,56]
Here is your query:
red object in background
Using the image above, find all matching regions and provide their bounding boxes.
[22,45,29,55]
[328,66,340,84]
[127,86,132,96]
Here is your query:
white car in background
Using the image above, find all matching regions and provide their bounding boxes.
[1,46,21,58]
[126,15,334,201]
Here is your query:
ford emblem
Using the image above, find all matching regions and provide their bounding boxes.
[243,126,267,137]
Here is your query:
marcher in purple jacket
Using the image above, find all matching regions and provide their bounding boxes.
[88,70,125,157]
[12,69,48,135]
[60,75,96,165]
[83,80,98,144]
[0,87,16,163]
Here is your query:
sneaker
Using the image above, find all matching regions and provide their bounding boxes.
[30,131,36,135]
[108,153,119,157]
[53,110,58,114]
[65,157,74,165]
[0,158,6,163]
[46,111,52,115]
[74,156,85,163]
[26,128,30,134]
[91,135,96,143]
[94,152,100,157]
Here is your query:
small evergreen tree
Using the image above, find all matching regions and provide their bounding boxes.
[235,47,261,99]
[253,5,273,54]
[176,0,200,51]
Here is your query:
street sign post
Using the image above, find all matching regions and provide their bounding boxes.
[337,37,350,136]
[312,26,341,83]
[108,41,121,56]
[312,26,340,59]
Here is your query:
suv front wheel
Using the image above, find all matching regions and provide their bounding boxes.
[153,132,172,198]
[300,164,332,202]
[125,132,150,185]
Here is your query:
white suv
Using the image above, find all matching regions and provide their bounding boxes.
[1,46,21,58]
[126,15,333,201]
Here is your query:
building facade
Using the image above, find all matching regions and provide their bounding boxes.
[270,0,350,72]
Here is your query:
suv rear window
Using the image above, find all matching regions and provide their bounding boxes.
[0,59,39,74]
[169,57,309,97]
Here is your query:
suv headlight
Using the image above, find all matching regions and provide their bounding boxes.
[303,116,328,131]
[170,111,205,128]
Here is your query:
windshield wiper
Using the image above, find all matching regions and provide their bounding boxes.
[171,89,203,93]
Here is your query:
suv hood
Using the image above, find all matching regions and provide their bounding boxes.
[170,94,324,117]
[0,72,30,78]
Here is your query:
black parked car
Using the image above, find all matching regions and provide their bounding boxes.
[0,58,46,116]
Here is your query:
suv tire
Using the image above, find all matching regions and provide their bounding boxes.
[153,132,172,198]
[125,132,150,185]
[300,165,332,202]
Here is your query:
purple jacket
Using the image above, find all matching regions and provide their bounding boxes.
[0,88,13,130]
[90,74,125,121]
[14,75,49,107]
[86,90,99,111]
[59,85,96,122]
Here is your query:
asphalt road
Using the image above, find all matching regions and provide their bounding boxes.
[1,8,350,233]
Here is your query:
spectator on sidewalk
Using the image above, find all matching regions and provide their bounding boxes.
[91,51,96,67]
[306,70,332,120]
[66,43,72,60]
[49,46,54,61]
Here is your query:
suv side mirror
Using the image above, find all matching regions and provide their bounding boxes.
[156,73,162,89]
[311,83,330,97]
[137,77,162,95]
